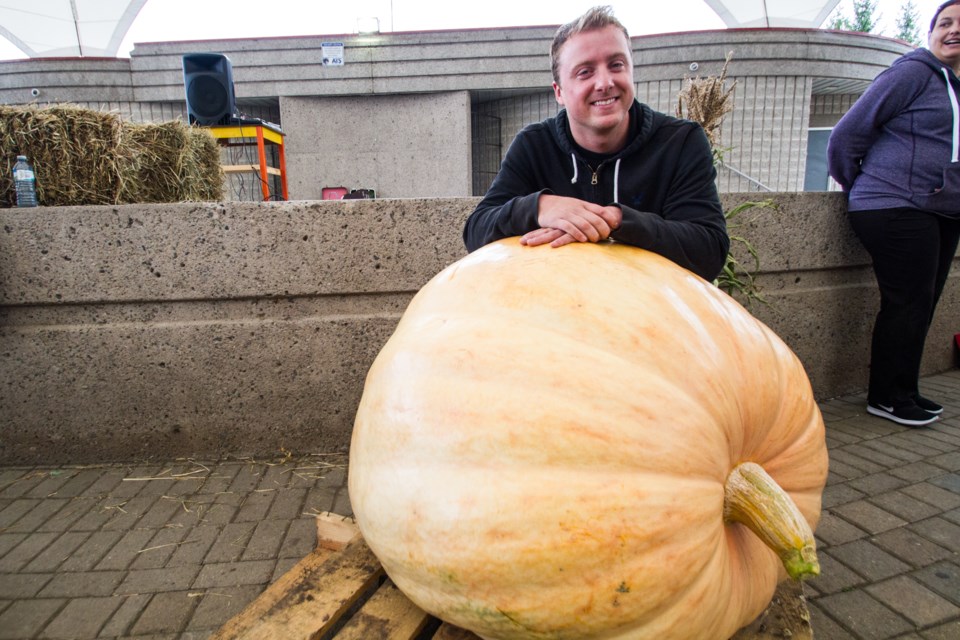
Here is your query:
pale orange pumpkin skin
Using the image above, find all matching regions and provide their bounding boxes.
[349,238,828,640]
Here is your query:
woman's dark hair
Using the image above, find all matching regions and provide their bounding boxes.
[930,1,960,32]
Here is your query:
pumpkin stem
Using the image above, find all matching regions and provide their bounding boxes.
[723,461,820,581]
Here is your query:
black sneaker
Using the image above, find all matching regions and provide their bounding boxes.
[913,395,944,415]
[867,402,939,426]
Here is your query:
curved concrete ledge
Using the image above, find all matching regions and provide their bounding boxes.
[0,194,956,465]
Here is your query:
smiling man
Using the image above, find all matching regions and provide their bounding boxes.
[462,5,729,282]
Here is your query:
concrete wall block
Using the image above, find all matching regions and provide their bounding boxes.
[722,193,867,271]
[0,307,402,464]
[0,200,472,306]
[0,198,475,465]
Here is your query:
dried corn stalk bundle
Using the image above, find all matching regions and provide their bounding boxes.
[676,52,736,154]
[1,104,223,207]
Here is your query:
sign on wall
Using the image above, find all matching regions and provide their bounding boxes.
[322,42,344,66]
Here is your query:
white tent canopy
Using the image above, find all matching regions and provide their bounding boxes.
[0,0,843,59]
[704,0,842,28]
[0,0,147,57]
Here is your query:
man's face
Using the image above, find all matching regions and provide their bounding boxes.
[929,4,960,71]
[552,25,635,152]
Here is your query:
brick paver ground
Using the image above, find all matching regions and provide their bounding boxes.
[807,370,960,640]
[0,370,958,639]
[0,455,350,639]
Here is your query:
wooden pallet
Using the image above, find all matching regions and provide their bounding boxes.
[213,513,812,640]
[210,512,473,640]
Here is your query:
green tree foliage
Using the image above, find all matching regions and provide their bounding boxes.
[827,13,854,30]
[895,0,922,45]
[826,0,882,33]
[851,0,882,32]
[826,1,922,44]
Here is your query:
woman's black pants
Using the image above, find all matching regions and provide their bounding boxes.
[848,207,960,406]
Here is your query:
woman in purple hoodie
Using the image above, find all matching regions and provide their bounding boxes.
[828,1,960,427]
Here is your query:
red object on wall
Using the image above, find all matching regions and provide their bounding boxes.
[322,187,348,200]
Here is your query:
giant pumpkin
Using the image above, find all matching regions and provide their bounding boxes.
[349,238,828,640]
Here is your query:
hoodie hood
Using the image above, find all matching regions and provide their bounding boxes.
[550,99,661,159]
[897,46,959,76]
[549,100,666,203]
[894,48,960,164]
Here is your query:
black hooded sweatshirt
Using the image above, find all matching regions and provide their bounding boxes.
[463,100,729,282]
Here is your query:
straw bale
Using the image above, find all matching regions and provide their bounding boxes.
[1,104,123,207]
[1,104,223,207]
[119,121,224,203]
[186,127,225,201]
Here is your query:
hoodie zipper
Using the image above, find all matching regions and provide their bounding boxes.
[586,162,619,201]
[571,156,621,204]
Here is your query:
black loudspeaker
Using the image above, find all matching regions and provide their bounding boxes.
[182,53,237,126]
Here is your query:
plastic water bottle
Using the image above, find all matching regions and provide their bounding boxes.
[13,155,37,207]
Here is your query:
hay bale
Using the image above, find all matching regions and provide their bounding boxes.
[119,121,224,203]
[1,104,223,207]
[1,104,123,207]
[184,127,225,201]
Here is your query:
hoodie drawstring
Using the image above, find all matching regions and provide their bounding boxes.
[569,154,622,204]
[944,68,959,163]
[612,158,621,204]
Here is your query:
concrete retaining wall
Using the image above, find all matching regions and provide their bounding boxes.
[1,194,957,465]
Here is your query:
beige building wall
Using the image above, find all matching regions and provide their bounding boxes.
[810,93,862,127]
[0,27,911,201]
[475,73,813,195]
[720,75,813,192]
[280,92,472,200]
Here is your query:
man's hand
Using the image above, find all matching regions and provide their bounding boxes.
[521,194,622,248]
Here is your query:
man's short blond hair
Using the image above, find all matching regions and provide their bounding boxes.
[551,5,631,85]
